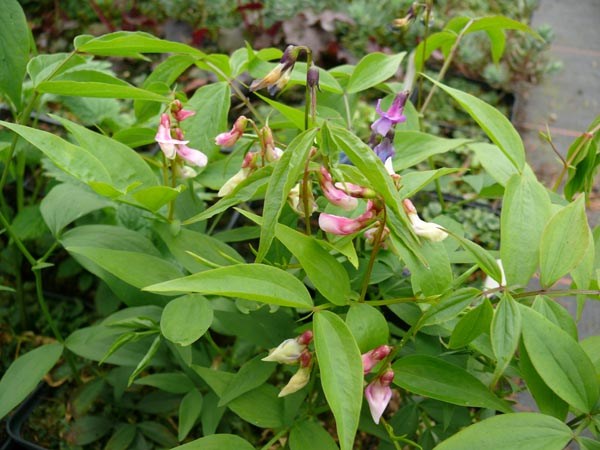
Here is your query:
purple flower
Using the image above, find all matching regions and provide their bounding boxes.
[371,91,409,137]
[373,136,395,163]
[365,369,395,424]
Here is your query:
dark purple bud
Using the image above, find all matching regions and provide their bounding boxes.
[307,65,320,89]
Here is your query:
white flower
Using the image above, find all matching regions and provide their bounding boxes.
[403,199,448,242]
[261,339,305,364]
[278,365,311,397]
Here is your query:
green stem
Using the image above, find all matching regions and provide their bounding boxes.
[303,49,313,131]
[417,0,433,113]
[259,428,289,450]
[301,153,313,235]
[0,210,35,266]
[168,160,178,221]
[365,294,440,306]
[419,19,475,115]
[359,207,387,302]
[343,93,353,130]
[428,156,446,211]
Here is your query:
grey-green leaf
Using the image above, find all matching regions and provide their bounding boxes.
[314,311,363,450]
[145,264,313,309]
[161,294,213,346]
[433,413,572,450]
[0,0,30,109]
[491,293,522,381]
[178,389,203,441]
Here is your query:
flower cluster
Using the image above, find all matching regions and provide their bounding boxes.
[362,345,395,424]
[262,331,314,397]
[154,101,207,178]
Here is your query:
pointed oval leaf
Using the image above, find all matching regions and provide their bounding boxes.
[520,306,599,412]
[178,389,203,441]
[0,0,30,109]
[425,75,525,170]
[0,343,63,420]
[490,293,522,380]
[289,419,339,450]
[501,171,553,286]
[540,195,590,287]
[145,264,313,309]
[161,294,213,346]
[392,355,510,412]
[172,434,254,450]
[314,311,363,450]
[449,298,493,349]
[346,303,389,352]
[433,413,572,450]
[347,52,406,93]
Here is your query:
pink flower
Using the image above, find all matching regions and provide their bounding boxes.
[155,114,187,159]
[171,100,196,122]
[319,201,377,235]
[215,116,248,147]
[362,345,392,374]
[334,182,376,199]
[174,129,207,167]
[371,91,409,137]
[319,167,358,211]
[365,369,395,424]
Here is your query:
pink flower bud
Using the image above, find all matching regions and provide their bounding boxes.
[365,369,395,424]
[362,345,391,374]
[215,116,247,147]
[155,113,188,159]
[297,330,313,346]
[318,201,377,236]
[334,181,377,199]
[171,100,196,122]
[402,199,448,242]
[320,167,358,211]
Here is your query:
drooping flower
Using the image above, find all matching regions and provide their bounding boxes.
[319,167,358,211]
[365,369,395,424]
[319,201,377,236]
[155,113,188,159]
[215,116,248,147]
[402,199,448,242]
[278,350,312,397]
[217,151,257,197]
[261,330,313,365]
[288,183,318,217]
[373,135,395,163]
[171,99,196,122]
[334,181,376,199]
[261,125,284,162]
[362,345,392,374]
[371,91,409,137]
[174,129,207,168]
[250,45,300,95]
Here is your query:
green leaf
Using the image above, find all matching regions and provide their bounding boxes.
[105,423,137,450]
[0,0,30,109]
[40,183,113,236]
[540,195,590,287]
[161,294,213,346]
[289,419,339,450]
[393,132,470,171]
[171,434,255,450]
[178,389,203,441]
[181,82,230,161]
[519,342,568,420]
[27,53,87,87]
[392,355,510,412]
[490,293,522,380]
[580,437,600,450]
[241,209,352,306]
[346,303,389,353]
[314,311,363,450]
[218,355,275,406]
[501,171,553,286]
[135,372,195,394]
[469,142,519,186]
[521,306,599,412]
[421,288,480,326]
[37,80,170,102]
[257,128,318,262]
[0,343,63,420]
[76,31,204,58]
[137,421,178,447]
[433,413,572,450]
[398,168,463,198]
[66,247,182,290]
[346,52,405,93]
[449,298,493,348]
[66,416,113,446]
[448,233,502,283]
[256,93,305,130]
[155,223,243,273]
[424,75,525,171]
[145,264,313,309]
[193,366,284,428]
[128,335,162,386]
[0,121,111,184]
[532,295,578,340]
[131,185,183,212]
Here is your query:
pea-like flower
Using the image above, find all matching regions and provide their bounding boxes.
[261,331,313,365]
[170,99,196,122]
[155,114,188,159]
[278,350,312,397]
[365,369,395,424]
[217,152,257,197]
[250,45,300,96]
[174,129,207,167]
[362,345,392,374]
[319,201,377,236]
[215,116,248,147]
[319,167,358,211]
[402,199,448,242]
[371,91,409,137]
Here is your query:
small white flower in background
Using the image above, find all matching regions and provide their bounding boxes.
[483,259,506,294]
[402,199,448,242]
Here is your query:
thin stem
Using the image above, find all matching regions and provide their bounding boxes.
[428,156,446,211]
[417,0,433,112]
[168,160,178,221]
[512,288,600,299]
[359,207,387,302]
[301,153,313,235]
[552,123,600,191]
[343,93,353,130]
[419,19,475,115]
[259,428,289,450]
[365,294,440,306]
[0,210,36,266]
